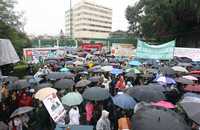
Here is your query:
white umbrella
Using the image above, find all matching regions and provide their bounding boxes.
[183,75,198,81]
[172,66,188,73]
[73,61,83,66]
[35,87,57,101]
[101,66,113,72]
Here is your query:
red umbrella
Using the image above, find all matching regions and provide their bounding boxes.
[151,100,176,109]
[184,85,200,93]
[191,70,200,74]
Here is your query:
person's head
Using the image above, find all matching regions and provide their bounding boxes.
[101,110,109,119]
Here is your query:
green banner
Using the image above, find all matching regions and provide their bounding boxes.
[136,40,175,60]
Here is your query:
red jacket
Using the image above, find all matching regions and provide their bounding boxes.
[18,93,33,107]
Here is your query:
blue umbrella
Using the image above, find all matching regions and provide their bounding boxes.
[112,93,137,109]
[129,60,142,66]
[111,68,123,75]
[60,67,69,72]
[156,76,176,85]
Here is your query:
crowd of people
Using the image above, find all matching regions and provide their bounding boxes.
[0,50,200,130]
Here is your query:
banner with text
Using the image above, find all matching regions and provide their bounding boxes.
[136,40,175,60]
[111,43,136,57]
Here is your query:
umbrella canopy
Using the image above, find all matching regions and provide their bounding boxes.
[111,68,123,75]
[160,67,175,75]
[1,76,19,82]
[125,72,137,78]
[151,100,176,109]
[75,79,91,88]
[191,70,200,75]
[184,85,200,93]
[10,106,33,118]
[112,93,137,109]
[178,62,192,67]
[54,79,75,89]
[183,92,200,98]
[132,106,191,130]
[147,83,166,92]
[23,75,34,80]
[14,80,30,90]
[175,77,194,85]
[47,72,75,80]
[36,83,53,90]
[129,60,142,66]
[34,87,57,101]
[146,68,158,74]
[45,60,57,64]
[89,76,102,82]
[73,61,83,66]
[156,76,176,84]
[59,67,69,72]
[0,121,8,130]
[126,86,166,102]
[182,75,198,81]
[61,92,83,106]
[180,96,200,124]
[172,66,188,73]
[101,66,113,72]
[83,87,110,101]
[125,68,141,74]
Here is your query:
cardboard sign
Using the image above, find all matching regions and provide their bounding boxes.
[43,93,66,123]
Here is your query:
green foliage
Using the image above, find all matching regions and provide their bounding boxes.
[126,0,200,46]
[0,0,31,57]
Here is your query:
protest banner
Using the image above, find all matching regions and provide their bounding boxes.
[136,40,175,60]
[42,93,66,123]
[111,43,135,57]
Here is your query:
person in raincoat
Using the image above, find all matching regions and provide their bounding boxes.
[96,110,111,130]
[85,101,94,124]
[68,106,80,125]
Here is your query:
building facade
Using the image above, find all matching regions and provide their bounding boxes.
[65,0,112,39]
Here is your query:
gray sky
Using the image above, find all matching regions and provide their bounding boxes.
[16,0,137,36]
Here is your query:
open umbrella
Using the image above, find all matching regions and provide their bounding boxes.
[132,106,191,130]
[178,62,192,67]
[34,87,57,101]
[89,76,102,82]
[175,77,194,85]
[156,76,176,84]
[125,68,141,74]
[126,86,166,102]
[160,67,175,75]
[111,68,123,75]
[14,80,30,90]
[129,60,142,66]
[182,75,198,81]
[112,93,137,109]
[59,67,69,72]
[184,85,200,93]
[54,79,75,89]
[75,79,91,88]
[151,100,176,109]
[180,96,200,124]
[61,92,83,106]
[10,106,34,118]
[125,72,137,78]
[2,76,19,82]
[183,92,200,98]
[172,66,188,73]
[101,66,113,72]
[36,83,53,90]
[47,72,75,80]
[83,87,110,101]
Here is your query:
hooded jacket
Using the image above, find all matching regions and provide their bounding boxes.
[96,110,111,130]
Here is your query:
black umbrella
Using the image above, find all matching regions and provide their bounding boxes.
[45,60,57,64]
[83,87,110,101]
[180,96,200,124]
[147,83,166,92]
[47,72,75,80]
[14,80,30,90]
[75,79,91,88]
[132,106,191,130]
[160,67,175,76]
[126,86,166,102]
[125,72,137,78]
[2,76,19,82]
[175,77,194,85]
[36,83,53,90]
[178,62,192,67]
[54,79,75,89]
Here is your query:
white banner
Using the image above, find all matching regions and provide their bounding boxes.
[43,93,66,123]
[174,47,200,61]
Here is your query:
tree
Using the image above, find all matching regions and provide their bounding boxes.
[0,0,31,56]
[126,0,200,47]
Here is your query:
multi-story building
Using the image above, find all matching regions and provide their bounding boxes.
[65,0,112,39]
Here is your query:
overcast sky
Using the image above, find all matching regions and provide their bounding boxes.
[16,0,137,36]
